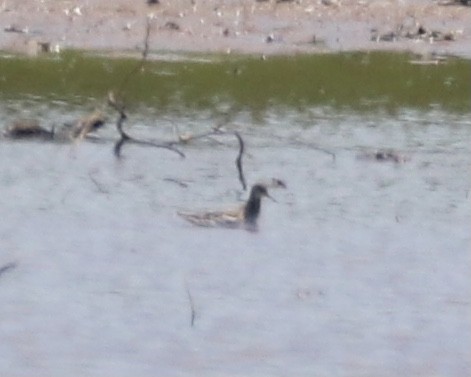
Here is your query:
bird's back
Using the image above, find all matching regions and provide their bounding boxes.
[178,207,244,228]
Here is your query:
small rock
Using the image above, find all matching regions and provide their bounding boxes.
[266,34,274,43]
[26,40,60,56]
[321,0,339,5]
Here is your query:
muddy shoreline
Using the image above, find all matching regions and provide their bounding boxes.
[1,0,470,59]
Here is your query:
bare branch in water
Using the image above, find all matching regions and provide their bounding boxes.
[170,125,248,191]
[142,16,152,61]
[105,21,184,159]
[117,16,153,97]
[108,91,129,137]
[116,137,186,159]
[108,90,129,158]
[0,262,17,279]
[113,124,185,159]
[108,92,185,159]
[113,137,127,158]
[234,131,247,191]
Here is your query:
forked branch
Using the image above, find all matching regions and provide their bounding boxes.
[108,91,185,159]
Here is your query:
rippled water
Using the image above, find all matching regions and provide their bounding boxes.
[0,103,469,376]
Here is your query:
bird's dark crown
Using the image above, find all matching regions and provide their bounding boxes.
[250,184,269,199]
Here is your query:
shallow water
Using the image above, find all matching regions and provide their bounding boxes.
[0,53,470,376]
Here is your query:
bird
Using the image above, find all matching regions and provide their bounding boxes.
[3,118,54,140]
[3,111,106,142]
[70,110,106,140]
[178,183,282,231]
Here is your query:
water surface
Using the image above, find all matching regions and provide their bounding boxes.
[0,52,469,377]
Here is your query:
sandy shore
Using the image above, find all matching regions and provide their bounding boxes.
[0,0,470,58]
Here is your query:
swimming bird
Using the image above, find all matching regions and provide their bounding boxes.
[3,111,106,142]
[356,149,408,164]
[70,110,106,140]
[3,119,54,139]
[178,183,279,231]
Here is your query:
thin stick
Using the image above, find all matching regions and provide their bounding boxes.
[88,172,109,194]
[185,282,196,328]
[286,137,336,162]
[315,146,336,162]
[163,177,189,188]
[142,16,152,61]
[234,131,247,191]
[117,17,153,96]
[168,126,224,146]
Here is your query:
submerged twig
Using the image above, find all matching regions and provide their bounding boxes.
[113,121,185,159]
[115,136,186,159]
[321,147,336,162]
[168,124,224,146]
[88,172,109,194]
[163,177,189,188]
[185,282,196,328]
[0,262,17,279]
[234,131,247,191]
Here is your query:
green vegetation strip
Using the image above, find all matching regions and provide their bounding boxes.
[0,51,469,115]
